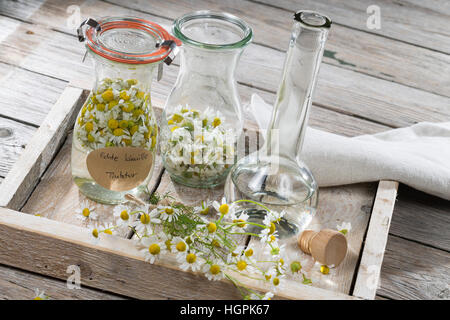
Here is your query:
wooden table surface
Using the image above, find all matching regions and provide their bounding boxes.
[0,0,449,300]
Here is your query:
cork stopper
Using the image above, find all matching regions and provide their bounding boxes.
[297,229,347,266]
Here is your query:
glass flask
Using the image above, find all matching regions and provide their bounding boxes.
[160,11,253,188]
[225,10,331,237]
[72,17,179,204]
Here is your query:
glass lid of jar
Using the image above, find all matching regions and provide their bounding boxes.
[173,10,253,50]
[81,16,180,64]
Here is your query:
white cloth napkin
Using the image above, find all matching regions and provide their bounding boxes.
[247,94,450,200]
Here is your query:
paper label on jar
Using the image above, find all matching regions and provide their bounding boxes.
[86,147,153,192]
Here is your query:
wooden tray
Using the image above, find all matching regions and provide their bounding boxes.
[0,82,398,300]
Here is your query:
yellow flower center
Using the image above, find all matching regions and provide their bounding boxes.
[210,264,221,275]
[108,119,118,129]
[212,117,221,127]
[101,90,114,102]
[207,222,217,233]
[186,253,196,264]
[236,260,247,271]
[82,208,90,217]
[33,296,43,300]
[149,243,160,255]
[119,120,128,129]
[211,240,221,248]
[320,265,330,275]
[279,258,284,266]
[92,229,99,238]
[140,213,150,224]
[200,207,210,215]
[165,240,172,250]
[85,122,94,132]
[219,203,229,215]
[164,208,174,215]
[245,249,253,257]
[104,229,113,235]
[96,103,105,111]
[87,134,95,143]
[120,210,129,221]
[273,277,280,286]
[176,241,186,252]
[113,128,124,136]
[233,219,246,228]
[290,261,302,273]
[269,222,276,235]
[269,235,276,242]
[265,274,272,281]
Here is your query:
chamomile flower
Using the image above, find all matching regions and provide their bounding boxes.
[202,261,225,281]
[33,289,49,300]
[194,200,211,215]
[172,236,189,258]
[113,204,133,227]
[159,206,180,222]
[76,200,97,221]
[230,211,249,232]
[213,197,234,217]
[178,251,204,272]
[140,235,166,264]
[337,222,352,235]
[133,206,160,236]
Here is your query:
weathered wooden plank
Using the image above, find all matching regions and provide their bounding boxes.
[0,264,126,300]
[0,85,86,210]
[390,185,450,252]
[0,116,36,178]
[103,0,450,97]
[378,234,450,300]
[0,61,67,126]
[353,180,399,300]
[0,206,358,299]
[0,16,389,137]
[1,4,449,130]
[253,0,450,55]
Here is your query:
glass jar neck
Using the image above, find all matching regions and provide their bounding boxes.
[265,13,330,161]
[91,53,158,91]
[178,45,242,78]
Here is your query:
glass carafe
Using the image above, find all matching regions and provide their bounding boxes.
[72,17,179,204]
[160,11,253,188]
[225,10,331,237]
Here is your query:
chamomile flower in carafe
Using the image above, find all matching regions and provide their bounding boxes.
[72,17,179,204]
[161,11,253,188]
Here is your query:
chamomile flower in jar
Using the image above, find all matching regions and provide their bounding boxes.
[72,17,179,204]
[161,11,253,188]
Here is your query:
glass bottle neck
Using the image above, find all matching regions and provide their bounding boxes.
[265,18,329,160]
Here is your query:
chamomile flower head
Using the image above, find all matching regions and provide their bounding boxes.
[172,236,189,257]
[33,289,49,300]
[230,211,249,232]
[133,206,160,236]
[202,260,225,281]
[140,235,167,264]
[213,197,234,217]
[178,251,204,272]
[113,204,133,227]
[337,222,352,235]
[194,200,211,215]
[76,200,97,221]
[159,205,180,222]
